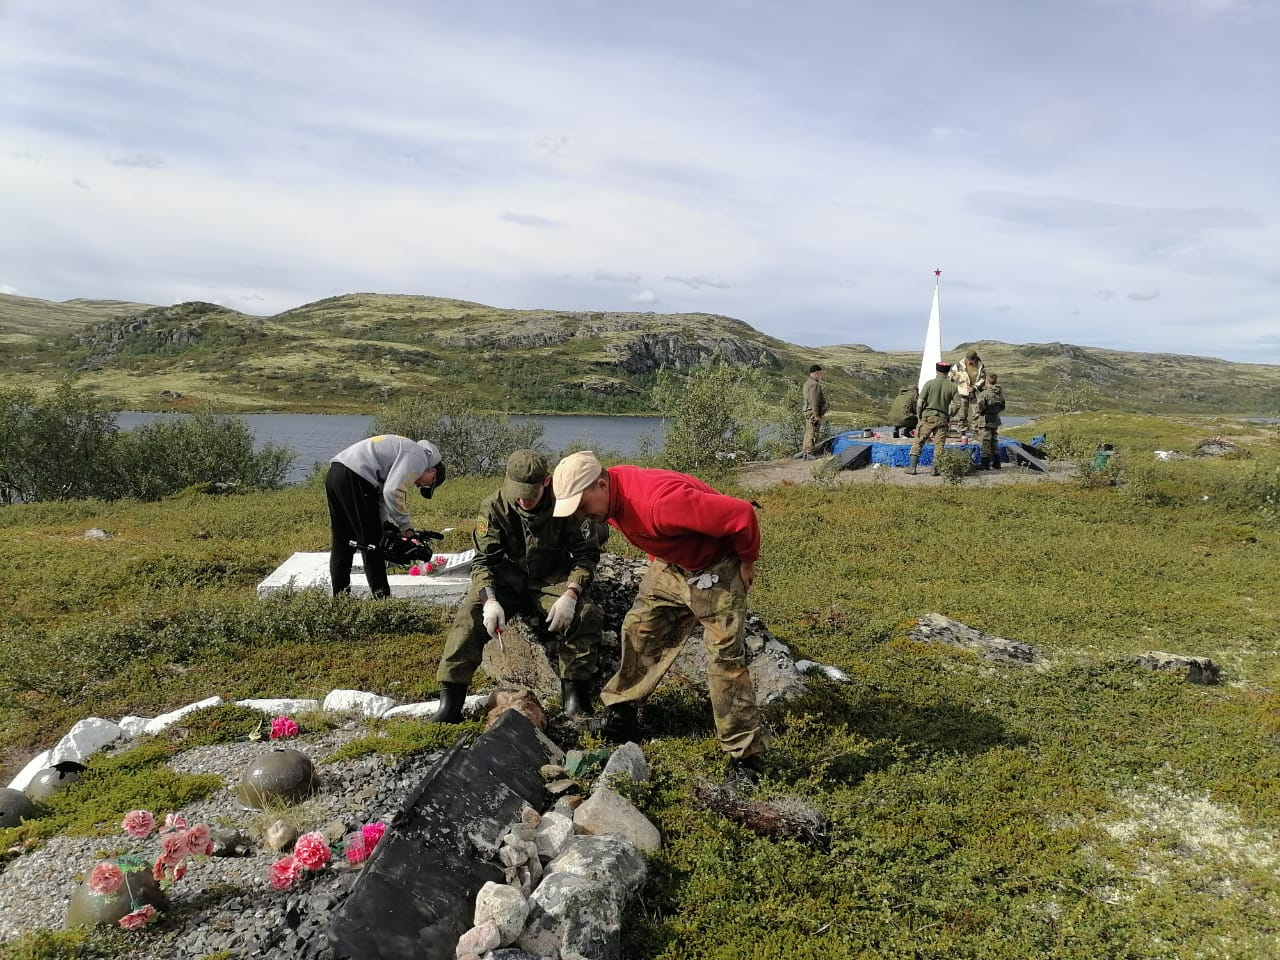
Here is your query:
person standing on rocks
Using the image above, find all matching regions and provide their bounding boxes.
[799,363,829,459]
[325,435,445,599]
[550,450,768,789]
[974,372,1006,470]
[429,450,603,724]
[908,362,958,476]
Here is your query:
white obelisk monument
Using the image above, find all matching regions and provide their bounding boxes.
[917,268,943,391]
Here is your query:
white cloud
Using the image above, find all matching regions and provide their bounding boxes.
[629,290,659,305]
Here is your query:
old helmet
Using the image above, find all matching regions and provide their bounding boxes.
[236,748,317,809]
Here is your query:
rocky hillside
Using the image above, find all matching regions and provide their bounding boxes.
[2,292,1279,418]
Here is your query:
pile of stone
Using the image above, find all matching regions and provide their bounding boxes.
[455,742,655,959]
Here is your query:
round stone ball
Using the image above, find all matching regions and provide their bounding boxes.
[0,787,36,828]
[236,748,317,809]
[64,862,168,928]
[25,766,83,802]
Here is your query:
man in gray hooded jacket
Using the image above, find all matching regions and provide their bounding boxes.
[326,435,446,598]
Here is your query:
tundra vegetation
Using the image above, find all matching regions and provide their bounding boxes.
[1,387,1278,957]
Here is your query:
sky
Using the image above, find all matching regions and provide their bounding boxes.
[2,0,1278,363]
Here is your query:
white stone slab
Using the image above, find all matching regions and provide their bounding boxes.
[118,715,151,738]
[49,718,124,766]
[256,552,473,603]
[7,749,52,792]
[235,698,323,715]
[142,696,224,735]
[381,694,488,719]
[322,689,397,717]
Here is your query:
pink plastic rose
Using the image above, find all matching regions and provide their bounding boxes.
[159,832,188,862]
[344,836,370,866]
[88,862,125,896]
[361,821,387,849]
[269,855,301,891]
[270,715,300,739]
[292,832,331,871]
[122,809,155,839]
[161,813,188,834]
[119,904,157,930]
[184,823,214,857]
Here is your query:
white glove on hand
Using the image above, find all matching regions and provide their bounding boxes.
[687,572,719,590]
[545,591,578,633]
[482,599,506,639]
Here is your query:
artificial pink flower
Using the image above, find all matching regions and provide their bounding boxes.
[184,823,214,857]
[344,836,370,866]
[88,862,125,896]
[172,861,188,882]
[118,904,157,930]
[292,832,331,871]
[159,832,188,863]
[408,564,421,576]
[270,715,299,739]
[269,855,301,891]
[122,809,155,839]
[361,821,387,849]
[161,813,188,834]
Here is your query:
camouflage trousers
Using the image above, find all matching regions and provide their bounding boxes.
[437,577,602,685]
[909,413,949,458]
[979,425,1000,462]
[802,416,824,456]
[953,394,974,433]
[601,556,767,759]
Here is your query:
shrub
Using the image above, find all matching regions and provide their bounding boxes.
[653,364,775,477]
[0,382,117,504]
[111,412,293,500]
[372,394,544,477]
[934,448,973,485]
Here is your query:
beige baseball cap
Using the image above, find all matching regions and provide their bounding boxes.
[552,451,603,517]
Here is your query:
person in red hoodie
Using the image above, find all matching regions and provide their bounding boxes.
[551,450,768,788]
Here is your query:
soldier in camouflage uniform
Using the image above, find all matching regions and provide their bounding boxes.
[887,384,919,438]
[551,450,768,790]
[974,372,1006,470]
[430,450,602,723]
[950,349,987,434]
[909,362,959,476]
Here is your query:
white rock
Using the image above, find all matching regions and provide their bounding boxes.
[83,528,111,540]
[7,750,52,792]
[573,786,661,853]
[455,918,501,957]
[534,811,576,861]
[117,716,150,738]
[142,696,224,735]
[381,700,440,719]
[321,689,397,717]
[820,664,852,683]
[49,718,124,765]
[793,659,820,674]
[473,880,529,945]
[235,698,321,715]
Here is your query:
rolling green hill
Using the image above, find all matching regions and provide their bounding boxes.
[2,292,1279,418]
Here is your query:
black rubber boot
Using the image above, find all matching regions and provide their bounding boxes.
[906,455,918,476]
[600,702,639,743]
[561,678,594,719]
[427,682,467,724]
[726,754,765,792]
[991,457,1001,470]
[977,457,990,470]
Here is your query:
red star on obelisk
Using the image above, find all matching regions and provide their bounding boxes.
[934,268,941,278]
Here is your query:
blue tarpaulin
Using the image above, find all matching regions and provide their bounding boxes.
[828,432,1021,467]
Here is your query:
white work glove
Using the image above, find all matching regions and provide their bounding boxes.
[482,599,506,639]
[687,572,719,590]
[545,591,578,633]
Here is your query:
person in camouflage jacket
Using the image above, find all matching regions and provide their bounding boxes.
[430,450,603,723]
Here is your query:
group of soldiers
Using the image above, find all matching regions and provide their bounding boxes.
[324,436,769,790]
[806,349,1008,474]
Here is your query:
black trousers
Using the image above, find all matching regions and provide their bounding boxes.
[324,462,391,599]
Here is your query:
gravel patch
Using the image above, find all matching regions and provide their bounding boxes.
[1,722,449,958]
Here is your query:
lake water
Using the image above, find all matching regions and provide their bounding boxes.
[114,412,669,483]
[114,411,1036,484]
